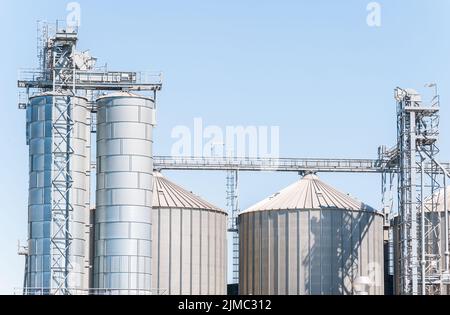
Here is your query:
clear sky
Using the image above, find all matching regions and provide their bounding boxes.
[1,0,450,294]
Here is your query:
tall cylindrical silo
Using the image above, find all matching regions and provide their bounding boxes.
[239,174,385,295]
[94,92,155,294]
[151,172,228,295]
[26,92,91,294]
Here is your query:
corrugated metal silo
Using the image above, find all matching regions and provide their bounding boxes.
[393,187,450,295]
[26,92,91,293]
[152,172,228,295]
[94,92,155,294]
[239,174,384,295]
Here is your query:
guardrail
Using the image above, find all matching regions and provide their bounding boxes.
[153,156,390,173]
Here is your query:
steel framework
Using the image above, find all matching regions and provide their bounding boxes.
[48,26,78,295]
[153,156,450,174]
[388,87,450,295]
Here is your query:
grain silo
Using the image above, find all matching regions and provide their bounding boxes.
[152,172,228,295]
[26,92,91,294]
[393,187,450,295]
[239,173,384,295]
[94,92,155,294]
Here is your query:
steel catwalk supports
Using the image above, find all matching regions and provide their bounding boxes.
[153,156,450,174]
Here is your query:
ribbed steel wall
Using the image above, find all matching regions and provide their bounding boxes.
[239,209,385,295]
[26,93,91,291]
[152,208,227,294]
[393,212,450,295]
[94,93,155,293]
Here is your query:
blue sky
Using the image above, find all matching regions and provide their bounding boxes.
[1,0,450,294]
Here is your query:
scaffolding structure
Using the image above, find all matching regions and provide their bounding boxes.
[48,23,78,296]
[385,87,450,295]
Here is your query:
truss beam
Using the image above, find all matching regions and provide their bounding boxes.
[153,156,450,174]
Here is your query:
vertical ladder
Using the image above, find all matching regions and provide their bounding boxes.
[226,170,239,285]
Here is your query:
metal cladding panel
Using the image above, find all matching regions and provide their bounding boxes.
[239,207,384,295]
[260,212,269,294]
[26,94,90,292]
[277,212,287,295]
[200,211,209,294]
[151,207,227,295]
[181,209,192,295]
[94,93,155,294]
[220,214,227,294]
[170,209,181,294]
[310,210,321,294]
[208,212,215,293]
[321,210,332,295]
[376,215,385,294]
[240,214,248,294]
[288,211,298,295]
[191,210,201,295]
[392,209,450,295]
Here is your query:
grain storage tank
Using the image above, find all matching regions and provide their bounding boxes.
[26,92,91,294]
[94,92,155,294]
[152,172,228,295]
[239,173,384,295]
[393,187,450,295]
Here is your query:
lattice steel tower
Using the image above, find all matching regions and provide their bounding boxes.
[394,86,450,295]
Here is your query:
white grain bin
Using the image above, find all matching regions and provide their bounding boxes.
[239,173,384,295]
[152,172,228,295]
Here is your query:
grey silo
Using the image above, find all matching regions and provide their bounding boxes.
[152,172,228,295]
[393,187,450,295]
[94,92,155,294]
[239,174,385,295]
[26,93,91,292]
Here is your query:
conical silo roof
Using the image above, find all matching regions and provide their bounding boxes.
[96,91,153,101]
[242,174,376,214]
[152,172,226,213]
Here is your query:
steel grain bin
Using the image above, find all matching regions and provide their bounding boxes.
[239,174,384,295]
[393,187,450,295]
[26,92,91,293]
[152,172,228,295]
[94,92,155,294]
